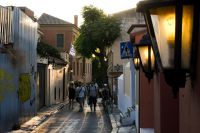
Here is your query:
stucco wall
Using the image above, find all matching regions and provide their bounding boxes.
[118,60,135,115]
[49,68,64,105]
[40,26,74,52]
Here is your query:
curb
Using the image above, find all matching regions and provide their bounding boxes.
[11,102,68,132]
[109,111,137,133]
[109,114,119,133]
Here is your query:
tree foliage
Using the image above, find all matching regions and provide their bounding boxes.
[37,42,61,59]
[74,5,121,85]
[74,5,121,58]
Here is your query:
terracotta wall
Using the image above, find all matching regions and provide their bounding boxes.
[139,68,154,128]
[40,26,75,52]
[179,17,200,133]
[134,30,155,128]
[153,73,179,133]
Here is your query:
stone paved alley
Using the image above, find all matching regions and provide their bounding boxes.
[31,102,112,133]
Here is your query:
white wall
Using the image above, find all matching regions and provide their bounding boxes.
[49,67,65,105]
[118,60,135,117]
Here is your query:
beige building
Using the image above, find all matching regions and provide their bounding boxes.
[38,13,92,86]
[107,8,144,127]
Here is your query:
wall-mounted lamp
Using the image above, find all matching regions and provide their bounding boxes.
[137,0,199,97]
[70,69,73,73]
[48,58,55,69]
[133,34,155,80]
[133,48,140,70]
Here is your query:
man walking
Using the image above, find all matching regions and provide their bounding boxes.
[88,83,98,112]
[76,83,86,112]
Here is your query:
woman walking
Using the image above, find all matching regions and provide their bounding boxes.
[68,83,75,109]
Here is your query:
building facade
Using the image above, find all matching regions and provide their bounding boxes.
[0,6,38,132]
[38,14,92,106]
[107,8,145,126]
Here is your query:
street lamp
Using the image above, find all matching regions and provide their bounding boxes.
[136,0,199,97]
[133,48,140,70]
[134,34,155,80]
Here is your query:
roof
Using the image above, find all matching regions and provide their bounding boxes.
[38,13,72,25]
[127,24,146,34]
[111,8,136,16]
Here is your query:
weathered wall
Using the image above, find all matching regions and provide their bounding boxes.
[0,6,37,132]
[49,68,65,105]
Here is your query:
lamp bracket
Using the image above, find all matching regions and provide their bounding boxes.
[164,70,186,98]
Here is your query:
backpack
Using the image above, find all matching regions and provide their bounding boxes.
[89,85,97,97]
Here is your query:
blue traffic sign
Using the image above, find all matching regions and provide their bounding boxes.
[120,41,133,59]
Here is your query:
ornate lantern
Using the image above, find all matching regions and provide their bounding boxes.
[137,0,199,97]
[133,48,140,70]
[134,34,155,80]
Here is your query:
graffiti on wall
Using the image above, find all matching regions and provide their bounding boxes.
[0,69,15,102]
[19,73,31,102]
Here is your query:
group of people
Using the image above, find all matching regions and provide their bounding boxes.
[68,82,99,112]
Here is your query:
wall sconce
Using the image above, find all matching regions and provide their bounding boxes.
[134,34,155,80]
[133,48,140,70]
[137,0,199,97]
[48,58,55,69]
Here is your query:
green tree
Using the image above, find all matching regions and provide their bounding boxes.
[37,42,61,59]
[74,6,121,85]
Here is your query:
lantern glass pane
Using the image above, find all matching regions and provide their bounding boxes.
[138,46,155,71]
[150,6,175,69]
[134,57,140,69]
[181,5,193,69]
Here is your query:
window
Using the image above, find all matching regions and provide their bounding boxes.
[88,64,90,74]
[73,62,75,75]
[89,64,90,74]
[80,63,82,75]
[56,34,64,47]
[86,63,87,74]
[77,62,79,76]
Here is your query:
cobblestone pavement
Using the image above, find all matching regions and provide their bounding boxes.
[32,102,112,133]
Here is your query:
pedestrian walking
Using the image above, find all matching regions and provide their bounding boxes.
[76,83,86,112]
[101,84,110,112]
[68,82,75,109]
[88,83,98,112]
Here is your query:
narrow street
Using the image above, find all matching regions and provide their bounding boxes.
[32,101,112,133]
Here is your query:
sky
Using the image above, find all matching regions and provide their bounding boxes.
[0,0,140,26]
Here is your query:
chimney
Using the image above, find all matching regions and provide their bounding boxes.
[74,15,78,27]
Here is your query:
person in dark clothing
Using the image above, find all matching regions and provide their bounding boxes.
[101,84,110,112]
[88,83,98,112]
[68,83,75,109]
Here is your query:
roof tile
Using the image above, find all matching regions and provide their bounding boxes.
[38,13,72,25]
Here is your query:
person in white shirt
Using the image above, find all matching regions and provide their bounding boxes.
[76,83,86,112]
